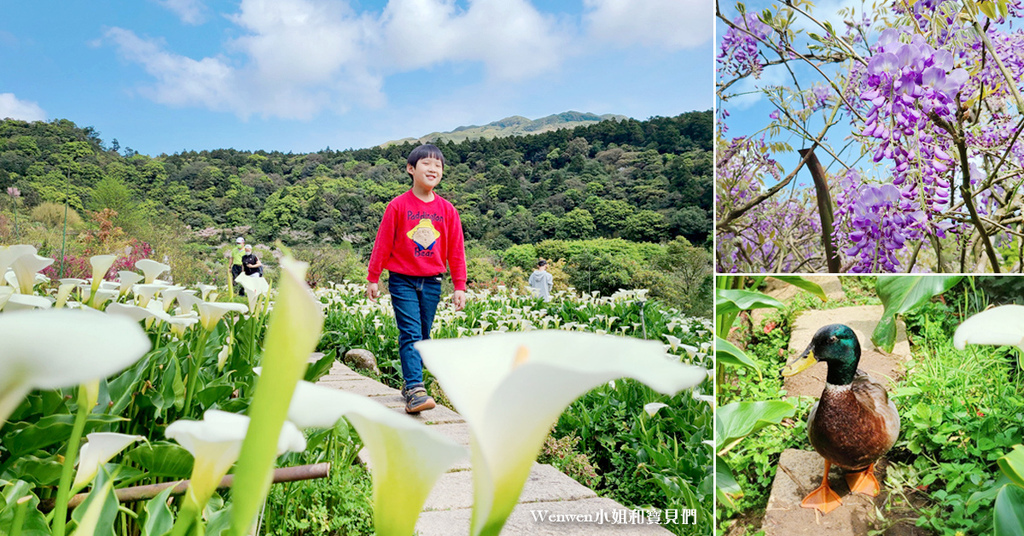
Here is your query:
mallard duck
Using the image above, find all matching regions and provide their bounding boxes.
[782,323,900,514]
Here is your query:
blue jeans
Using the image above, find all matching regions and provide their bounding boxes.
[387,272,442,389]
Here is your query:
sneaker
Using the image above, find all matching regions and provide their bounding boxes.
[402,385,436,414]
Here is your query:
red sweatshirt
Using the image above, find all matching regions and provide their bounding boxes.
[367,190,467,290]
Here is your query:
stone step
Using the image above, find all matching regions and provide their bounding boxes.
[763,449,887,536]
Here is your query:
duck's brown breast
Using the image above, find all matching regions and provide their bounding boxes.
[808,385,895,470]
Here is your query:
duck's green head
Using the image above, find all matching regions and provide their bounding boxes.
[782,324,861,385]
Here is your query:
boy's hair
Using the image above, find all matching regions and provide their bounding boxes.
[407,144,446,172]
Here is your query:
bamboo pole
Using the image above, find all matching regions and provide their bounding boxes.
[40,463,330,512]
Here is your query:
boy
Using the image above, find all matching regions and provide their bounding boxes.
[366,144,467,413]
[528,259,553,301]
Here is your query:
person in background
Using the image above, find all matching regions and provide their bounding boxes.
[242,244,263,277]
[366,144,467,414]
[231,237,246,295]
[528,259,554,301]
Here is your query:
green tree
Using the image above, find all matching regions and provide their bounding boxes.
[623,210,669,242]
[556,208,595,240]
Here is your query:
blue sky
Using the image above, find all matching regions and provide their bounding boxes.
[0,0,712,156]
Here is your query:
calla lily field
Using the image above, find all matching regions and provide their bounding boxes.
[0,243,713,535]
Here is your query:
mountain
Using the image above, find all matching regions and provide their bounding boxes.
[382,111,628,146]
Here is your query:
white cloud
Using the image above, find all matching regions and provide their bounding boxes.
[378,0,568,80]
[0,93,46,121]
[105,28,238,111]
[156,0,208,25]
[584,0,711,50]
[228,0,368,85]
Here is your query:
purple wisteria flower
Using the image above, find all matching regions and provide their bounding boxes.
[843,183,925,272]
[718,13,771,79]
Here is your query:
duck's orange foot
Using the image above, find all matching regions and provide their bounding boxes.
[801,483,843,514]
[845,464,880,496]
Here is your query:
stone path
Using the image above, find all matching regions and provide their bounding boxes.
[314,357,673,535]
[763,305,911,536]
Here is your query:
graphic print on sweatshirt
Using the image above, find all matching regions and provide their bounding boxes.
[407,218,441,257]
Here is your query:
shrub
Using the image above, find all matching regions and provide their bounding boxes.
[30,201,83,228]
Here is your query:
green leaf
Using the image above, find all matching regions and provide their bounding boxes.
[104,352,159,415]
[716,400,796,456]
[998,445,1024,489]
[716,288,785,317]
[2,414,125,458]
[995,484,1024,536]
[979,0,998,19]
[126,443,194,479]
[872,276,961,352]
[141,487,175,536]
[195,385,235,410]
[304,349,337,383]
[716,456,742,510]
[770,276,827,302]
[0,480,50,536]
[70,469,119,536]
[715,336,761,376]
[4,454,63,486]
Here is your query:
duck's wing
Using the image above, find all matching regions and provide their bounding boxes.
[851,369,901,446]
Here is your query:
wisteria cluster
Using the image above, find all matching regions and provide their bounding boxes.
[716,137,824,272]
[858,28,966,201]
[833,171,928,272]
[718,13,771,80]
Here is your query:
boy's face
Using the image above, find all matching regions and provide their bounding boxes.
[408,156,443,191]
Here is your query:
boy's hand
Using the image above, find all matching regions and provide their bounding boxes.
[452,290,466,311]
[366,282,379,301]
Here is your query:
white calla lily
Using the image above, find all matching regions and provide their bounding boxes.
[106,302,171,324]
[133,283,166,308]
[643,402,670,417]
[417,330,708,536]
[88,254,117,300]
[135,259,170,284]
[195,300,249,331]
[166,410,305,513]
[197,284,218,301]
[167,314,200,338]
[0,286,13,310]
[217,343,231,369]
[235,274,270,314]
[0,310,151,426]
[11,253,53,294]
[55,283,76,309]
[117,271,143,297]
[176,291,201,314]
[73,432,144,489]
[159,286,186,312]
[89,289,118,309]
[287,381,465,536]
[0,244,36,286]
[2,293,53,311]
[954,304,1024,353]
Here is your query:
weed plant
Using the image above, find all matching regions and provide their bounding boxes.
[263,420,374,536]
